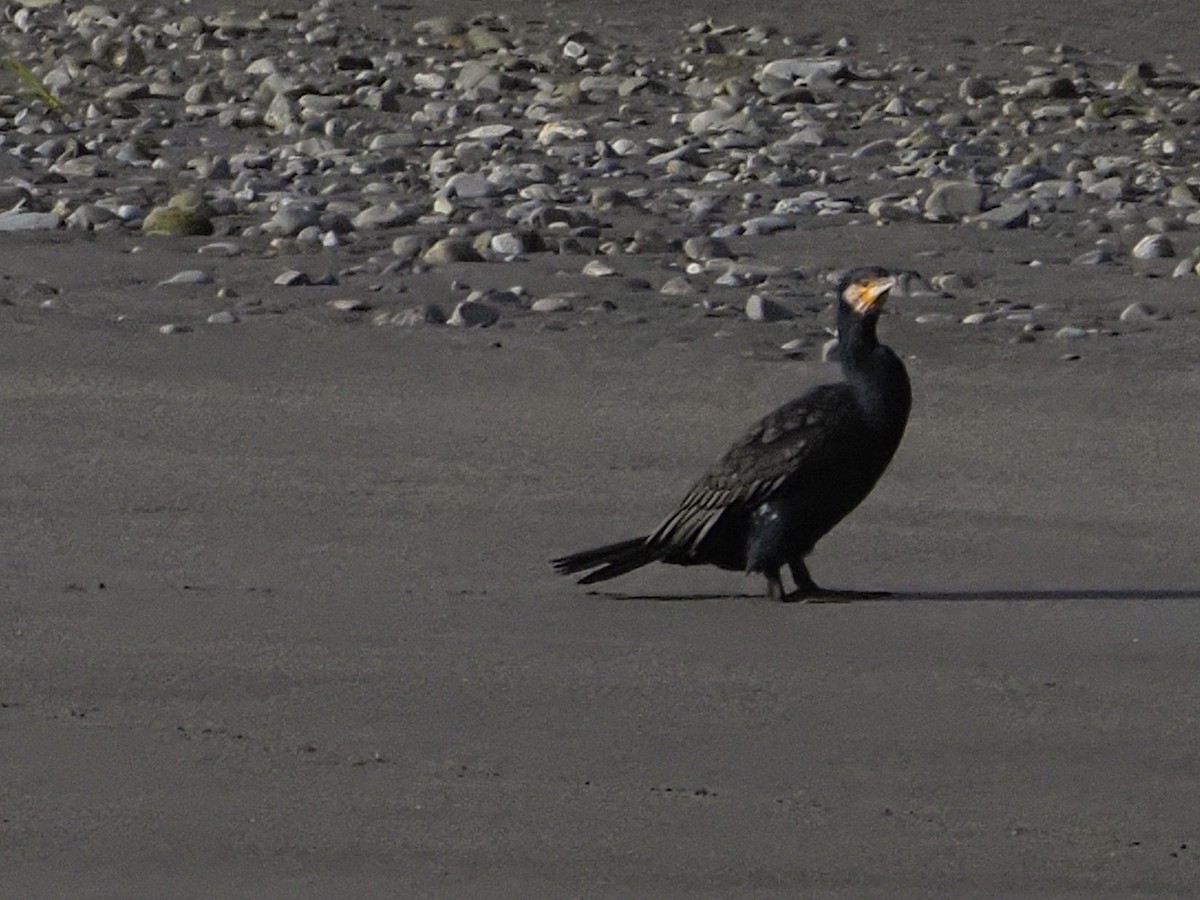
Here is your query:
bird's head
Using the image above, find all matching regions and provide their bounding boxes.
[836,266,897,317]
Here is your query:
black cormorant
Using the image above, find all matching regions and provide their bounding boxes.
[552,266,911,602]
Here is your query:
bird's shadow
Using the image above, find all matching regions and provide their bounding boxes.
[590,588,1200,603]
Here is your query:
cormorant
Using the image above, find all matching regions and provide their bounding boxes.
[552,266,911,602]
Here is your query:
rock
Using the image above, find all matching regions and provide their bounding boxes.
[1120,302,1165,322]
[142,206,213,236]
[961,312,996,325]
[423,239,484,264]
[924,182,984,221]
[660,275,694,295]
[582,260,618,277]
[352,203,422,229]
[0,212,62,231]
[158,270,213,286]
[265,204,321,236]
[1131,234,1175,259]
[274,270,312,286]
[1054,326,1089,340]
[683,235,734,260]
[741,215,794,235]
[329,299,372,312]
[745,294,793,322]
[447,300,499,327]
[206,310,239,325]
[490,232,531,257]
[1072,249,1115,265]
[158,323,193,335]
[531,296,574,313]
[971,201,1030,230]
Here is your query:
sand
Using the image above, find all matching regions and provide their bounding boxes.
[4,1,1200,897]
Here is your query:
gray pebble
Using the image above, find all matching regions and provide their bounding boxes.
[1131,234,1175,259]
[274,270,312,287]
[1119,302,1165,322]
[423,239,484,264]
[924,182,984,222]
[447,301,499,327]
[158,270,214,286]
[745,294,793,322]
[1072,249,1115,265]
[531,296,574,313]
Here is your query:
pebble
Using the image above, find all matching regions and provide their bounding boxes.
[329,299,372,312]
[531,296,574,313]
[275,270,312,287]
[1131,234,1175,259]
[0,212,62,231]
[207,311,239,325]
[0,3,1182,354]
[1054,326,1089,340]
[447,301,499,327]
[423,239,484,264]
[158,270,214,286]
[745,294,793,322]
[582,260,618,277]
[925,182,984,222]
[1119,302,1164,322]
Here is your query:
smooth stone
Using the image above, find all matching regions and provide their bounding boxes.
[142,206,213,236]
[531,296,574,313]
[197,242,243,257]
[961,312,996,325]
[1072,249,1115,265]
[1132,234,1175,259]
[1054,326,1089,340]
[158,270,213,286]
[741,215,794,235]
[972,201,1030,230]
[660,275,694,295]
[757,58,849,86]
[464,124,516,141]
[392,235,428,261]
[353,203,423,229]
[924,181,984,221]
[445,172,497,199]
[423,238,484,264]
[158,323,193,335]
[274,270,312,286]
[329,299,372,312]
[490,232,529,257]
[1120,302,1165,322]
[265,204,321,236]
[447,301,499,327]
[206,311,239,325]
[745,294,793,322]
[683,236,734,260]
[582,260,618,277]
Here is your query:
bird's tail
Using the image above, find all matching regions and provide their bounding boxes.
[552,535,658,584]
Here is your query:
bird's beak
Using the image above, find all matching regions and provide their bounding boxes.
[846,275,897,313]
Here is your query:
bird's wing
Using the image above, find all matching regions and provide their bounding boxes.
[649,384,865,551]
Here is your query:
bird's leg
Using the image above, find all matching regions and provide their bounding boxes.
[787,560,890,603]
[764,568,786,603]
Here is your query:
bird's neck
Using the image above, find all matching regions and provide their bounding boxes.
[837,307,910,424]
[836,304,880,368]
